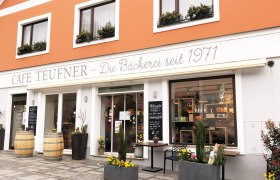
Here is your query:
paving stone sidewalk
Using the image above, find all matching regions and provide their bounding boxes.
[0,151,177,180]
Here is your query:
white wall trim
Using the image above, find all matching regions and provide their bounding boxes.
[0,0,52,17]
[153,0,220,33]
[235,70,245,154]
[16,12,52,59]
[162,80,169,144]
[73,0,120,48]
[143,81,149,159]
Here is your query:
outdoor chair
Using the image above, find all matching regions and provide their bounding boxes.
[163,144,187,174]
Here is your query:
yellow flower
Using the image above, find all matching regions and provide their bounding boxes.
[182,149,187,153]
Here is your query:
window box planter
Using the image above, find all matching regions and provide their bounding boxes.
[75,31,94,44]
[17,44,33,55]
[0,128,5,150]
[97,23,115,39]
[188,4,213,21]
[71,133,88,160]
[178,161,220,180]
[33,41,47,52]
[104,164,138,180]
[158,11,182,27]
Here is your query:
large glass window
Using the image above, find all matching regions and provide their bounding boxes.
[170,76,237,146]
[79,1,115,37]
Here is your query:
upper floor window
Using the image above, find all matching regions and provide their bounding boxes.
[153,0,219,33]
[16,13,51,59]
[74,0,119,47]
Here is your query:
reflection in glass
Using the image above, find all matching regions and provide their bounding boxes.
[44,95,58,132]
[62,93,77,149]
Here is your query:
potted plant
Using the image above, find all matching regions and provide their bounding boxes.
[71,110,88,160]
[76,31,94,44]
[261,119,280,179]
[97,136,105,155]
[153,135,159,143]
[134,133,143,158]
[0,110,5,150]
[17,44,33,55]
[158,11,182,27]
[178,120,225,180]
[187,4,213,21]
[104,123,138,180]
[33,41,47,52]
[97,22,115,39]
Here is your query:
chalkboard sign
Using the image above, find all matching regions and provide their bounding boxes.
[28,106,37,136]
[148,101,163,140]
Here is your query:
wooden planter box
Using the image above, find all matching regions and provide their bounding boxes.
[104,165,138,180]
[72,133,88,160]
[178,161,220,180]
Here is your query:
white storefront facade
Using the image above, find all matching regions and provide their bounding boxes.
[1,27,280,179]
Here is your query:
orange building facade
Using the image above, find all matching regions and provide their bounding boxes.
[1,0,280,179]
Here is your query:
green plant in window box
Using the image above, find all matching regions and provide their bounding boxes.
[158,11,182,27]
[17,44,33,55]
[76,31,94,44]
[188,4,213,21]
[97,22,115,39]
[33,41,47,52]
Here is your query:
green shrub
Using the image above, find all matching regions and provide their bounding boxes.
[98,22,115,39]
[17,44,33,55]
[118,123,126,162]
[158,11,182,27]
[76,31,94,44]
[33,41,46,52]
[188,4,213,20]
[196,120,205,163]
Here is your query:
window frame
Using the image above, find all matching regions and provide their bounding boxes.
[16,13,51,59]
[73,0,120,48]
[168,75,238,147]
[21,19,48,46]
[154,0,220,33]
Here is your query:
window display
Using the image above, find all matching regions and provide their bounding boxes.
[170,75,236,146]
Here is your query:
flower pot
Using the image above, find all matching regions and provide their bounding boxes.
[0,129,5,150]
[153,139,158,143]
[98,148,104,155]
[134,146,143,158]
[104,164,138,180]
[178,161,220,180]
[72,133,88,160]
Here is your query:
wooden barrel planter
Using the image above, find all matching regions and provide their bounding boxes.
[14,130,34,157]
[43,132,64,161]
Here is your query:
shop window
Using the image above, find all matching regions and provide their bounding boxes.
[16,13,51,59]
[100,92,144,154]
[74,0,119,48]
[170,75,237,146]
[153,0,219,33]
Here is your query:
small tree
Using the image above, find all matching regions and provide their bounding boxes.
[196,120,205,163]
[261,119,280,178]
[118,123,126,162]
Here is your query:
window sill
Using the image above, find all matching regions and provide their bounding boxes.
[73,36,118,49]
[16,50,49,59]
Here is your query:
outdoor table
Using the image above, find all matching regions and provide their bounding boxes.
[136,142,168,172]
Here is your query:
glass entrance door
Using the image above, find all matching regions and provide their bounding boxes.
[101,92,143,154]
[44,93,77,149]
